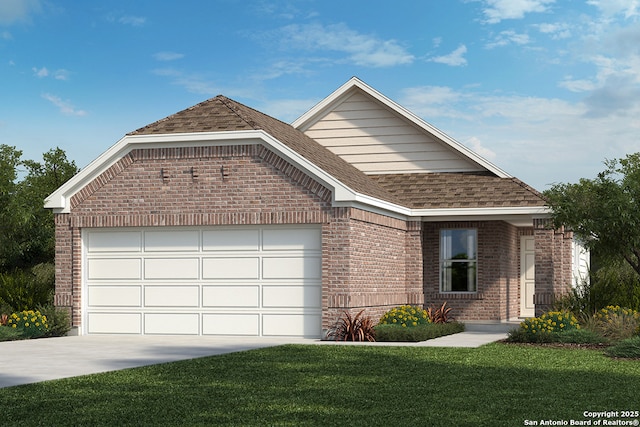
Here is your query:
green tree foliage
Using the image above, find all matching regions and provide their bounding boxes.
[544,153,640,301]
[0,145,78,272]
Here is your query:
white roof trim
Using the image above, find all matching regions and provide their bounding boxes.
[45,130,360,213]
[292,77,511,179]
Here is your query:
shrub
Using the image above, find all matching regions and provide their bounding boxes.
[605,336,640,359]
[38,304,71,337]
[378,305,430,327]
[591,305,640,342]
[0,325,23,341]
[0,264,54,311]
[375,322,465,342]
[7,309,49,339]
[327,310,376,342]
[509,311,580,343]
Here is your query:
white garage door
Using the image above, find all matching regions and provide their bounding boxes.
[83,225,322,337]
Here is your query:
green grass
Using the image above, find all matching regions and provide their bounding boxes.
[0,343,638,426]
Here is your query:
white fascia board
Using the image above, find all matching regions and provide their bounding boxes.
[292,77,511,179]
[45,130,359,213]
[416,206,550,219]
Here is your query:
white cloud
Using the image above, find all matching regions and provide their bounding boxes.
[535,22,572,39]
[465,136,497,160]
[33,66,70,80]
[587,0,640,19]
[0,0,41,25]
[275,23,414,67]
[2,31,13,40]
[33,66,48,77]
[398,84,640,189]
[153,51,185,61]
[482,0,556,24]
[485,30,531,49]
[42,93,87,116]
[428,45,468,66]
[118,15,146,27]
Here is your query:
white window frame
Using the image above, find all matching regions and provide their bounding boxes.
[439,229,477,293]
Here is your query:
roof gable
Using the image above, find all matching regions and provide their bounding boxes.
[293,77,509,178]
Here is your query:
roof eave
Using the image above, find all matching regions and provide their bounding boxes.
[45,130,360,213]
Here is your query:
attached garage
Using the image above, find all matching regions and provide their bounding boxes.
[83,225,322,337]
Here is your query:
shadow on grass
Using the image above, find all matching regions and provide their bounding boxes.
[0,343,638,426]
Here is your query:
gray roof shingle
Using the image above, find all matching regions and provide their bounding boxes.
[129,95,546,211]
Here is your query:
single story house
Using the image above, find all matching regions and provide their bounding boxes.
[45,77,588,338]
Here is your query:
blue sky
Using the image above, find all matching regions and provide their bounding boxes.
[1,0,640,191]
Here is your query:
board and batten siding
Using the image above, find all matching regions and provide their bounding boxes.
[302,92,484,174]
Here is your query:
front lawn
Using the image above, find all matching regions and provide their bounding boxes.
[1,343,638,426]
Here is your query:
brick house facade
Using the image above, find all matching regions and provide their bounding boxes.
[46,78,580,337]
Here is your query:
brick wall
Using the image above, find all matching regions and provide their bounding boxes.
[54,143,423,333]
[423,221,521,321]
[323,209,425,330]
[533,219,573,315]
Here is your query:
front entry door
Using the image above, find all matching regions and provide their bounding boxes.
[520,236,535,318]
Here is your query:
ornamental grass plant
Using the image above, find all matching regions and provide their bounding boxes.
[591,305,640,342]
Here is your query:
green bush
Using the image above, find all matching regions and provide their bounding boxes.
[374,322,465,342]
[552,328,607,344]
[0,263,54,311]
[0,325,23,341]
[7,309,49,339]
[378,305,430,327]
[605,336,640,359]
[508,311,580,343]
[38,304,71,337]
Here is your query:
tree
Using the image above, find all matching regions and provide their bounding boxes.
[0,145,78,272]
[544,152,640,286]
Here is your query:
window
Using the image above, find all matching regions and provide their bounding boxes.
[440,229,477,292]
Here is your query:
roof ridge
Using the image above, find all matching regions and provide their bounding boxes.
[127,96,227,135]
[216,96,261,130]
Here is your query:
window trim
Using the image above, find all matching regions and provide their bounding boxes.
[439,228,478,293]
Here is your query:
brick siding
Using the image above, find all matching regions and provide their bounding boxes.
[423,221,522,322]
[55,143,423,332]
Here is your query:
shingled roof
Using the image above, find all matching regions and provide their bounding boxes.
[128,95,546,212]
[129,96,400,205]
[369,172,545,209]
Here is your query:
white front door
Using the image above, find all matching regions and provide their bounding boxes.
[520,236,535,318]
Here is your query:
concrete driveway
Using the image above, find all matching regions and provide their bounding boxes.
[0,335,313,389]
[0,325,510,389]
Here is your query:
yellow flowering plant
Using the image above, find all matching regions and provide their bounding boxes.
[517,311,580,342]
[379,305,431,328]
[7,309,49,339]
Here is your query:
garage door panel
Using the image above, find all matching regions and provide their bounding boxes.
[145,230,199,252]
[262,314,321,337]
[202,257,259,279]
[203,285,259,307]
[144,258,199,280]
[145,286,199,307]
[263,256,321,279]
[88,286,141,307]
[202,314,259,336]
[88,258,141,280]
[144,313,199,335]
[87,231,142,253]
[203,229,260,251]
[263,286,321,308]
[88,313,141,334]
[263,228,321,251]
[85,226,321,337]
